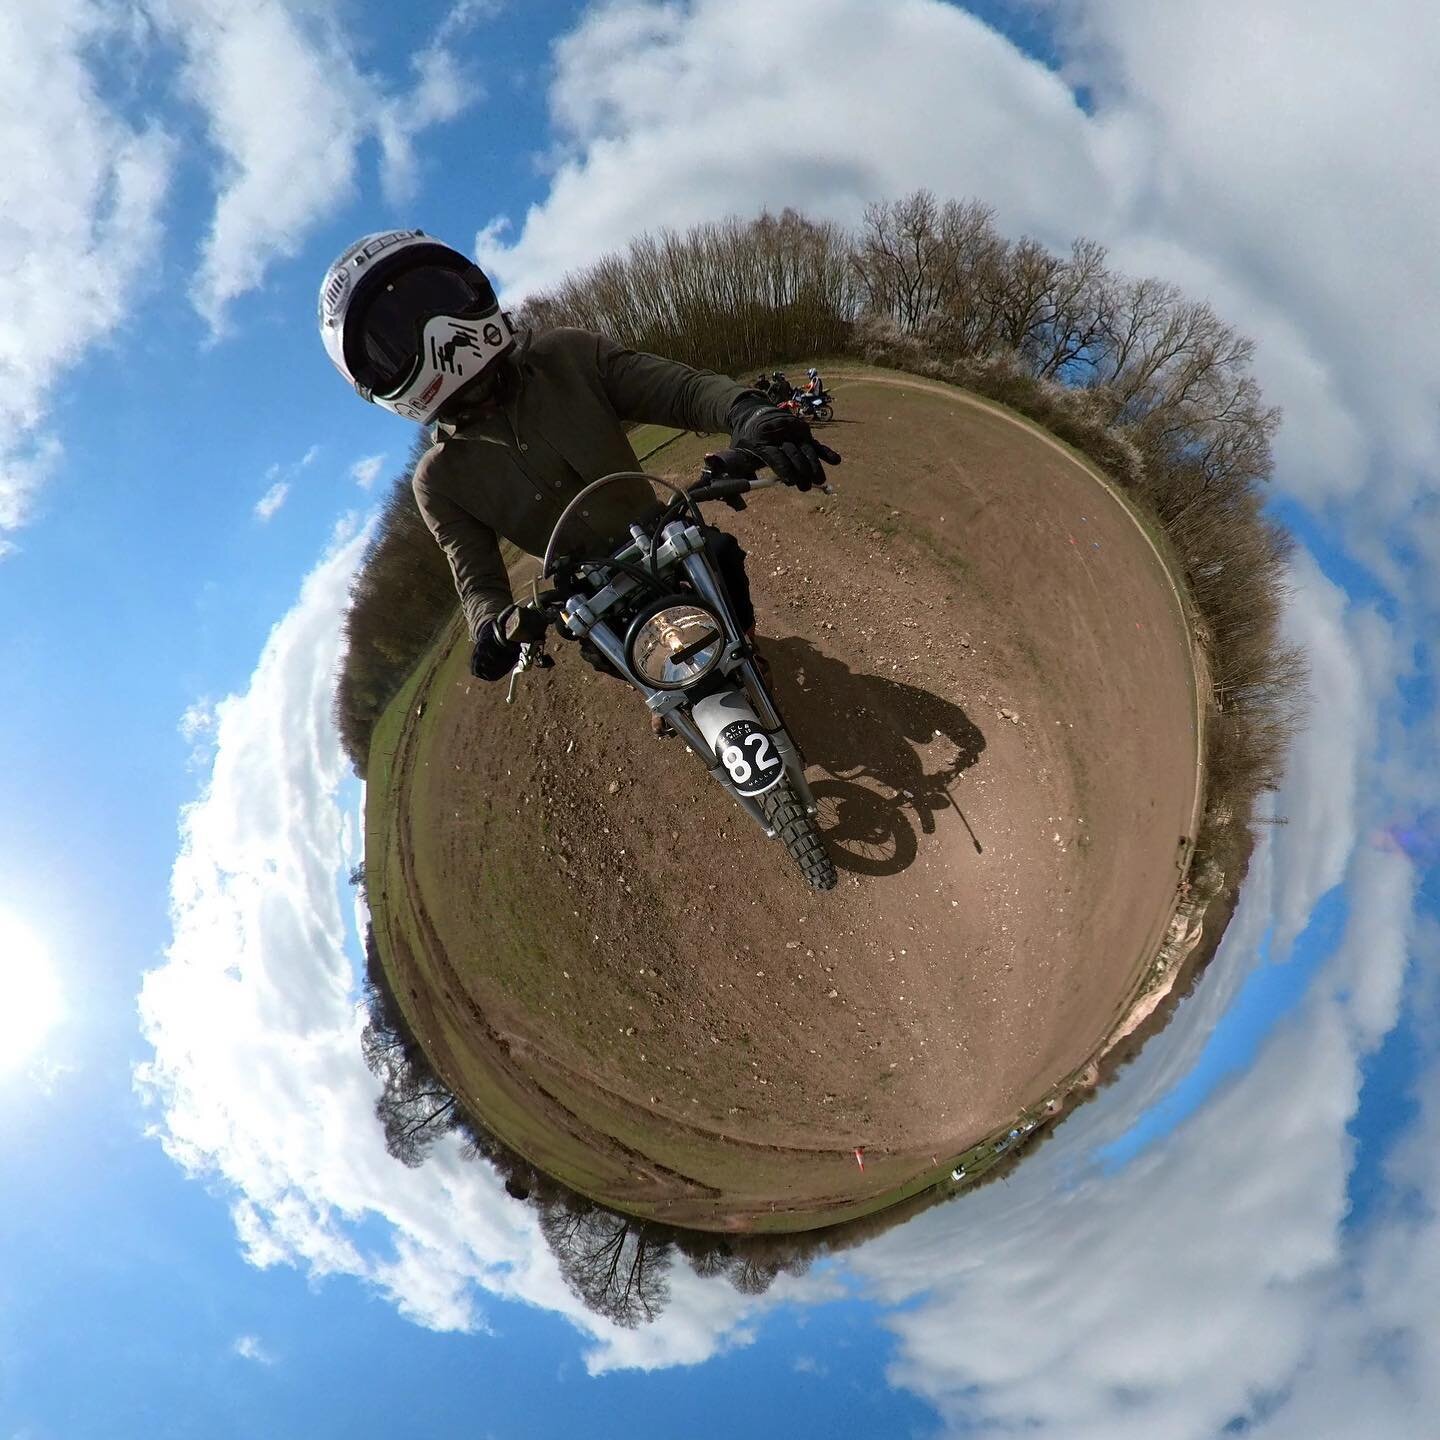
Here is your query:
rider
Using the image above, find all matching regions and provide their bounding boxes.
[318,230,840,690]
[803,366,825,398]
[769,371,794,403]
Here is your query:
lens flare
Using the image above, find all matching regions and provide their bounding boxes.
[0,906,63,1074]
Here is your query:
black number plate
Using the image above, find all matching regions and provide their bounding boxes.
[715,720,785,797]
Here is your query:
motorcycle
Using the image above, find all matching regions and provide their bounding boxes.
[499,450,839,891]
[780,390,834,423]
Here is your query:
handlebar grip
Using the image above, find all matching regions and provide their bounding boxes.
[691,477,753,502]
[499,603,550,645]
[697,447,761,481]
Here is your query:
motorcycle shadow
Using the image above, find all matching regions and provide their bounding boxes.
[765,635,987,878]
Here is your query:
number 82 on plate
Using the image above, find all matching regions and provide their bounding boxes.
[714,720,785,797]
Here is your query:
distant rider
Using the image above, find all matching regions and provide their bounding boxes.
[318,230,840,696]
[803,367,825,398]
[768,371,794,403]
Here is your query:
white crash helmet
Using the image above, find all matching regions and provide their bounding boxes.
[807,367,818,379]
[318,229,516,424]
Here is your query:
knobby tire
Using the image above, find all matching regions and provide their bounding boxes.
[761,782,838,891]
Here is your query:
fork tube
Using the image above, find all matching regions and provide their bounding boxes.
[740,661,782,727]
[667,707,776,834]
[666,710,711,757]
[770,730,818,813]
[737,665,817,814]
[584,621,651,693]
[679,549,744,647]
[730,788,776,836]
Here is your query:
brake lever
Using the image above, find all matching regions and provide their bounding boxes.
[505,641,550,703]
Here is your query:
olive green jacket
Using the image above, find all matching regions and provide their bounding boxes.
[412,327,747,638]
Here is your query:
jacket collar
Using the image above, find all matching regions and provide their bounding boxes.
[433,328,534,439]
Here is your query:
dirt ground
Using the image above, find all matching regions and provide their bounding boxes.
[368,377,1201,1231]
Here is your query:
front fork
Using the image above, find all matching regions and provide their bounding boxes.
[560,524,819,835]
[676,536,818,818]
[733,657,819,816]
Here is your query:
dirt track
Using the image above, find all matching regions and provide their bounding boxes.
[369,378,1201,1230]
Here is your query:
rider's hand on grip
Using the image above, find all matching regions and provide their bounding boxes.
[725,396,841,492]
[701,448,760,479]
[470,619,521,682]
[498,603,549,646]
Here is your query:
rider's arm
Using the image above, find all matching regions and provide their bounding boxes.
[592,331,753,434]
[412,461,513,640]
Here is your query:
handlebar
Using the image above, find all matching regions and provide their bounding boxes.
[541,458,836,577]
[687,474,834,504]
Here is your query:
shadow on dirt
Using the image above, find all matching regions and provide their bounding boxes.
[765,635,986,876]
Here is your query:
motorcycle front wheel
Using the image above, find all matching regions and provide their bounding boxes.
[761,782,838,891]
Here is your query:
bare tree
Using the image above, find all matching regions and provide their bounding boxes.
[539,1205,674,1327]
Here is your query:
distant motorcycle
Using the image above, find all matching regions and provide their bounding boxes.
[500,451,839,891]
[780,390,834,424]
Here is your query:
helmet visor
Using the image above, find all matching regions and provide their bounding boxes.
[351,264,497,395]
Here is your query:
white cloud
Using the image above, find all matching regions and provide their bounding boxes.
[0,2,172,547]
[137,522,806,1371]
[232,1333,275,1365]
[253,481,289,522]
[349,454,386,490]
[179,700,217,745]
[1052,0,1440,504]
[1266,553,1372,955]
[179,696,220,770]
[145,0,483,332]
[842,820,1423,1439]
[252,443,324,522]
[477,0,1102,299]
[376,47,473,206]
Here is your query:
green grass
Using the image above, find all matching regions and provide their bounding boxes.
[629,423,687,460]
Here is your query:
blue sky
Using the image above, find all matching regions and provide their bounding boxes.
[3,2,1440,1437]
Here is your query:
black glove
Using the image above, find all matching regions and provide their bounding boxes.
[470,620,521,681]
[727,394,841,492]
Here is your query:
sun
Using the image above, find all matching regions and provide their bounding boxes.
[0,906,63,1074]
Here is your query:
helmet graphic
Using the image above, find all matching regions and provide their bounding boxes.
[318,230,516,424]
[807,367,818,378]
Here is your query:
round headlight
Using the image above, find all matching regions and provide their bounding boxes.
[626,599,725,690]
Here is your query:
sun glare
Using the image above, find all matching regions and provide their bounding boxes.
[0,906,63,1074]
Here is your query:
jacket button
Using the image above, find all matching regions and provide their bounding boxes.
[520,442,529,452]
[534,492,542,501]
[553,481,562,489]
